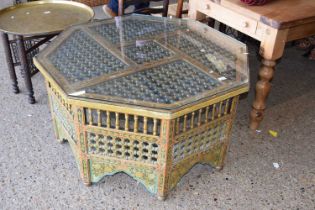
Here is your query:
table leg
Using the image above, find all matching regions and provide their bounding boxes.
[1,32,19,94]
[162,0,170,17]
[250,29,288,129]
[16,35,35,104]
[176,0,184,18]
[188,0,206,20]
[250,59,276,129]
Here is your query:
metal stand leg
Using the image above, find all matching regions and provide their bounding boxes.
[1,32,19,94]
[16,35,35,104]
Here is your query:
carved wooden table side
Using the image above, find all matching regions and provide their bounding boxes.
[188,0,315,129]
[34,15,249,199]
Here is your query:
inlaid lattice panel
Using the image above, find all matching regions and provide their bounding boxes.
[88,132,159,164]
[49,83,73,116]
[86,60,219,104]
[49,30,128,83]
[91,19,182,44]
[163,32,237,80]
[123,40,174,64]
[172,121,227,164]
[50,93,76,142]
[90,157,158,193]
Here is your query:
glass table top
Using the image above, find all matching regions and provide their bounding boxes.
[34,15,249,111]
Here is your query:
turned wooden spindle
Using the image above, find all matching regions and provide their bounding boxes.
[176,118,180,134]
[134,115,138,133]
[143,117,148,134]
[197,109,202,126]
[183,114,187,132]
[17,35,35,104]
[212,104,216,120]
[106,111,110,128]
[125,114,129,131]
[153,118,158,136]
[205,106,209,123]
[1,33,19,94]
[250,59,276,130]
[218,101,223,118]
[89,108,92,125]
[224,99,230,115]
[191,112,195,129]
[97,110,101,127]
[115,112,119,129]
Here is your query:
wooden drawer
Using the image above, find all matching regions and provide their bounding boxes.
[196,0,258,38]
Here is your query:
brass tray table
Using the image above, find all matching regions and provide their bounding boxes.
[34,15,249,200]
[0,0,94,103]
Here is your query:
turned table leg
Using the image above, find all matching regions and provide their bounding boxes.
[1,32,19,94]
[249,28,287,130]
[250,59,276,130]
[16,35,35,104]
[176,0,184,18]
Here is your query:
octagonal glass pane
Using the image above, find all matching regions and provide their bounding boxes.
[35,15,249,111]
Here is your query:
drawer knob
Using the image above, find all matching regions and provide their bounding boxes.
[242,21,248,28]
[205,4,210,10]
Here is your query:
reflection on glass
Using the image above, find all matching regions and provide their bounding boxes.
[41,15,249,109]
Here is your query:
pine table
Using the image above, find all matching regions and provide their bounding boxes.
[188,0,315,129]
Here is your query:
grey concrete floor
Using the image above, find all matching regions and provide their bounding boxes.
[0,4,315,210]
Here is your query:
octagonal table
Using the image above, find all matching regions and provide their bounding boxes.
[34,15,249,200]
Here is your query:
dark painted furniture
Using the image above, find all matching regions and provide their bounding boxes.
[0,0,94,103]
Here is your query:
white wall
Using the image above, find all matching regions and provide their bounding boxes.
[0,0,15,9]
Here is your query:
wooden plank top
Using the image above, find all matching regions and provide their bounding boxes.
[219,0,315,29]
